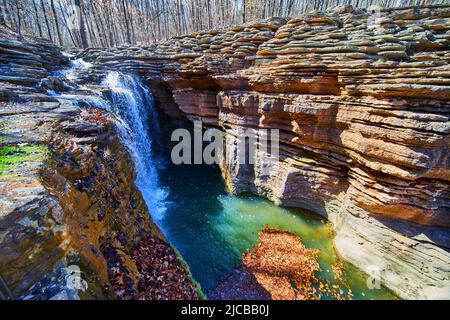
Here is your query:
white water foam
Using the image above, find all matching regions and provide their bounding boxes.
[100,71,169,221]
[60,58,93,82]
[52,58,169,221]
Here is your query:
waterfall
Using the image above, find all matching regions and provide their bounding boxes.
[100,71,168,220]
[52,54,93,84]
[60,58,93,82]
[54,55,168,221]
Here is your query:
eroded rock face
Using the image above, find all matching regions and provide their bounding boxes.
[81,4,450,299]
[0,39,197,300]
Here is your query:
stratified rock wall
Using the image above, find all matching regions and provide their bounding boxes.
[0,38,197,300]
[82,4,450,299]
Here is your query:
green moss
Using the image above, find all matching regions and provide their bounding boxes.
[171,244,206,300]
[290,156,318,168]
[0,145,49,176]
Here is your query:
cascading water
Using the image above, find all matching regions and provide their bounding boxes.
[52,57,397,299]
[100,71,168,220]
[53,57,168,221]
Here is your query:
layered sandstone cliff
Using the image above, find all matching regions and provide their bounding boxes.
[0,38,197,299]
[81,4,450,299]
[0,4,448,300]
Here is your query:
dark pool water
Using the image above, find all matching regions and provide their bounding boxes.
[110,86,398,299]
[63,64,396,300]
[155,158,396,299]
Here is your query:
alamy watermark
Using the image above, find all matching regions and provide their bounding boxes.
[366,265,383,290]
[170,121,280,175]
[66,265,88,293]
[367,5,382,31]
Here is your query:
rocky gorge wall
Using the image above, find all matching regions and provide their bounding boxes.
[80,4,450,299]
[0,37,198,299]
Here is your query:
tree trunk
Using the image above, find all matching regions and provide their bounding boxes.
[90,1,106,47]
[40,0,53,41]
[50,0,63,45]
[125,0,136,44]
[207,0,212,29]
[278,0,284,16]
[58,0,77,47]
[155,0,162,39]
[161,0,168,39]
[74,0,88,48]
[0,0,6,26]
[14,0,21,37]
[31,0,43,37]
[82,4,96,46]
[121,0,131,44]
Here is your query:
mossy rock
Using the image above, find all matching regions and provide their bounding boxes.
[0,144,48,176]
[170,245,205,300]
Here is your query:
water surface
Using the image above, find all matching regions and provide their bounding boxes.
[157,159,397,300]
[94,69,396,300]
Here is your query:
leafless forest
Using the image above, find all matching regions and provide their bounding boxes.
[0,0,447,47]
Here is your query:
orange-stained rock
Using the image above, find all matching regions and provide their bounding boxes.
[0,39,197,300]
[9,3,450,300]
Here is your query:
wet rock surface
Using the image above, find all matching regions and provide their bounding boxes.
[0,38,198,300]
[1,3,449,300]
[78,4,450,299]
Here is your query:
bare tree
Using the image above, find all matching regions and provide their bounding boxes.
[50,0,63,45]
[31,0,43,37]
[40,0,53,41]
[1,0,446,48]
[74,0,88,48]
[121,0,131,43]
